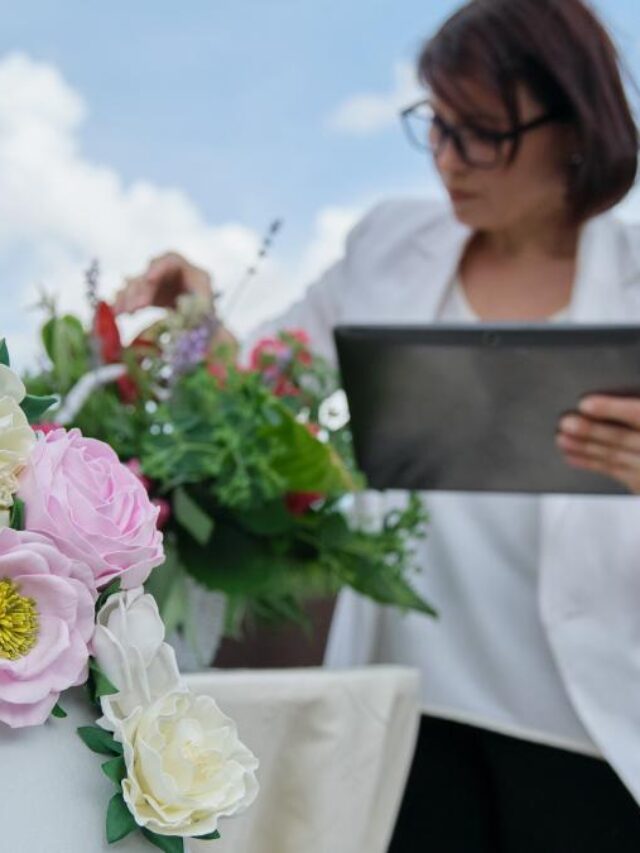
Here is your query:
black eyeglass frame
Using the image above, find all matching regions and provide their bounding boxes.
[400,98,561,169]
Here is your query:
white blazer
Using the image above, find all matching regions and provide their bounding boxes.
[249,197,640,802]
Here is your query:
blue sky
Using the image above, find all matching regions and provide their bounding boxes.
[1,0,640,364]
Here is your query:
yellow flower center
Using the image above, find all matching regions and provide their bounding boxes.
[0,577,39,660]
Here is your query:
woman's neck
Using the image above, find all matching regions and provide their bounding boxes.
[479,212,580,261]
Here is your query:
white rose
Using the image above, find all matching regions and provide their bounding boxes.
[118,688,259,838]
[93,588,181,725]
[0,364,27,402]
[0,387,35,507]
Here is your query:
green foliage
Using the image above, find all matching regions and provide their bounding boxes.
[25,306,436,632]
[140,830,185,853]
[173,486,214,545]
[101,755,127,786]
[142,367,353,507]
[77,725,123,756]
[21,394,58,423]
[106,793,137,844]
[88,659,119,701]
[9,498,24,531]
[41,314,91,391]
[95,578,122,613]
[51,702,68,719]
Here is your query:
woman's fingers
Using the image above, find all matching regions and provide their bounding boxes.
[556,405,640,493]
[578,395,640,430]
[558,414,640,453]
[556,431,639,470]
[112,276,154,315]
[113,253,213,315]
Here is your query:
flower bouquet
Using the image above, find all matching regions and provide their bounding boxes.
[25,277,435,658]
[0,341,257,851]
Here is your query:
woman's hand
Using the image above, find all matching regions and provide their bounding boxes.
[113,252,213,315]
[556,396,640,494]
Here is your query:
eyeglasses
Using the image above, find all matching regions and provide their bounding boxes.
[400,99,559,169]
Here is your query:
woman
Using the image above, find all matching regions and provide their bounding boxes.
[115,0,640,848]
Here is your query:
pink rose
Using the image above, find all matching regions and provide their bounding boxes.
[0,528,95,728]
[19,429,165,590]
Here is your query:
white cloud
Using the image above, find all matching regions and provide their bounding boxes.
[0,52,358,371]
[223,205,361,336]
[326,61,422,136]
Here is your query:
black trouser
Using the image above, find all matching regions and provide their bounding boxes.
[389,715,640,853]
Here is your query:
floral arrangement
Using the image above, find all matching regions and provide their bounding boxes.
[0,340,258,850]
[25,276,435,645]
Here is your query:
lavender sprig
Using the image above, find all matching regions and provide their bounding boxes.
[221,218,283,319]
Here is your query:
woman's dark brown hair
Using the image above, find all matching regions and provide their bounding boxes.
[419,0,639,221]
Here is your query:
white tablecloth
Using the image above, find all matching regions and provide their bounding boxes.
[188,666,420,853]
[3,666,420,853]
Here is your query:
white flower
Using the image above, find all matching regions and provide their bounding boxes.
[118,688,259,838]
[93,588,181,725]
[318,389,350,431]
[0,366,35,507]
[0,364,27,403]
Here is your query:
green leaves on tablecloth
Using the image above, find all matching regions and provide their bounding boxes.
[106,792,137,843]
[77,725,122,756]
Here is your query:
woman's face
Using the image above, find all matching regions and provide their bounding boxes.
[430,82,573,231]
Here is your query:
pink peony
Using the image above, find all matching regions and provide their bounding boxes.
[0,528,96,728]
[18,429,165,590]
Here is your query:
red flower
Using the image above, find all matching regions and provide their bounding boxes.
[273,377,300,398]
[32,422,62,435]
[152,498,171,529]
[290,330,309,345]
[207,362,228,389]
[116,374,139,404]
[285,492,323,515]
[286,330,312,365]
[249,337,289,370]
[93,301,122,364]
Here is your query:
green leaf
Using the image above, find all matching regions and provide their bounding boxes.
[140,829,184,852]
[195,830,221,840]
[106,793,137,844]
[235,499,294,536]
[41,314,89,390]
[158,569,189,637]
[0,338,9,366]
[77,725,122,756]
[347,557,438,618]
[96,578,122,613]
[173,486,214,545]
[51,702,67,719]
[22,394,58,423]
[102,755,127,786]
[89,659,119,698]
[9,498,25,531]
[265,404,356,495]
[177,517,278,595]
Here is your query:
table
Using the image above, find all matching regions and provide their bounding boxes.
[188,666,420,853]
[3,666,420,853]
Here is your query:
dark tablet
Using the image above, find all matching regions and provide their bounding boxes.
[334,324,640,494]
